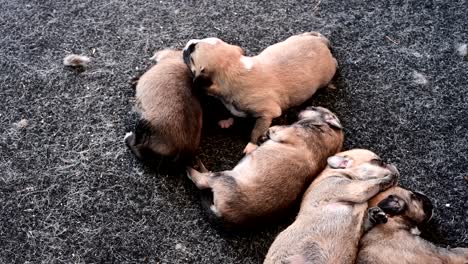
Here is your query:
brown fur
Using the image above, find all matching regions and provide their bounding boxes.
[125,49,202,161]
[264,149,400,264]
[183,32,337,152]
[187,107,343,227]
[357,187,468,264]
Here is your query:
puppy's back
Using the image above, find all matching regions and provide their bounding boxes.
[256,33,337,108]
[131,51,202,158]
[358,227,468,264]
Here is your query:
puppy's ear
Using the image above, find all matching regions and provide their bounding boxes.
[150,49,173,62]
[377,195,406,215]
[327,156,352,169]
[324,113,342,129]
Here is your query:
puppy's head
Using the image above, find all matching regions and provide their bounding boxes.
[370,187,434,225]
[326,149,399,180]
[297,106,342,130]
[182,38,244,94]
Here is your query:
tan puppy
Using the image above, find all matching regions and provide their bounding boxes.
[187,107,343,228]
[264,149,400,264]
[125,49,202,162]
[182,33,337,154]
[357,187,468,264]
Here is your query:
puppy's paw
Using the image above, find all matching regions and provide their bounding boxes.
[243,142,258,155]
[259,131,270,144]
[368,207,388,225]
[186,167,195,182]
[218,118,234,129]
[379,173,399,191]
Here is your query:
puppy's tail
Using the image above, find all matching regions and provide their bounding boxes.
[200,189,224,227]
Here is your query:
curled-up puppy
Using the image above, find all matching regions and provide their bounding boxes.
[183,32,337,154]
[357,187,468,264]
[264,149,399,264]
[187,107,344,228]
[125,49,202,162]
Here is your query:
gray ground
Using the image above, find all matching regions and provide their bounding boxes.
[0,0,467,263]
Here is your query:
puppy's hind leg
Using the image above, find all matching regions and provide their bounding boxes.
[186,167,213,189]
[338,173,398,204]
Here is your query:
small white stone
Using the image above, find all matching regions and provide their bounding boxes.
[445,203,451,207]
[412,71,428,85]
[14,119,29,129]
[457,43,467,57]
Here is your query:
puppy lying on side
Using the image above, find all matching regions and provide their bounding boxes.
[187,107,343,228]
[183,33,337,154]
[357,187,468,264]
[125,49,202,162]
[264,149,400,264]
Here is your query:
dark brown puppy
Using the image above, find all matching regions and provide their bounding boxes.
[357,187,468,264]
[125,49,202,161]
[187,107,343,228]
[182,33,337,154]
[264,149,400,264]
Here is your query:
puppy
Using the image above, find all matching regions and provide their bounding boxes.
[264,149,400,264]
[357,187,468,264]
[125,49,202,162]
[183,33,337,154]
[187,107,343,228]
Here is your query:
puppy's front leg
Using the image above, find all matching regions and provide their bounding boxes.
[363,207,388,232]
[243,116,273,154]
[338,173,398,204]
[243,103,282,154]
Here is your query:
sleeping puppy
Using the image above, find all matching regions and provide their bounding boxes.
[264,149,399,264]
[357,187,468,264]
[187,107,343,228]
[183,32,337,154]
[125,49,202,162]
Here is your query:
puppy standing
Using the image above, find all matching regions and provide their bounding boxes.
[264,149,400,264]
[183,33,337,154]
[125,49,202,162]
[187,107,343,228]
[357,187,468,264]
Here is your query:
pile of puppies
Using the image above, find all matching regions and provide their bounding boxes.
[124,33,468,263]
